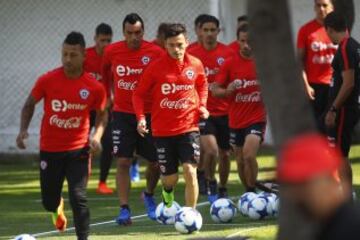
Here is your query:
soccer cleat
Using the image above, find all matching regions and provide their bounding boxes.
[162,188,174,208]
[96,181,114,195]
[143,192,157,220]
[116,207,132,226]
[51,197,67,232]
[207,180,218,204]
[218,187,228,198]
[130,161,140,182]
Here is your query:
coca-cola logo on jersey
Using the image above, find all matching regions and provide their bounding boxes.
[312,54,334,64]
[116,65,143,77]
[204,67,219,76]
[51,100,87,112]
[160,97,190,109]
[232,79,259,89]
[161,83,194,95]
[117,80,137,90]
[310,41,337,52]
[49,115,82,129]
[235,91,261,103]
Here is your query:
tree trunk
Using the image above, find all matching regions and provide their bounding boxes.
[247,0,318,240]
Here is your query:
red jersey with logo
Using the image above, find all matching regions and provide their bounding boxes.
[187,41,200,52]
[102,40,165,113]
[216,54,266,129]
[228,40,240,53]
[84,46,103,81]
[31,67,107,152]
[297,19,338,85]
[133,53,208,136]
[188,42,234,116]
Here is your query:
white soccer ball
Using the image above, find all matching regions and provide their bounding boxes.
[238,192,257,216]
[13,234,36,240]
[272,195,280,217]
[155,201,181,225]
[258,192,277,216]
[247,196,269,220]
[210,198,237,223]
[174,207,203,234]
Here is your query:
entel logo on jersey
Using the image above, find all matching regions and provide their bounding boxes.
[233,79,259,89]
[51,99,87,112]
[116,65,143,77]
[217,57,225,65]
[161,83,194,95]
[79,89,90,100]
[141,56,150,65]
[205,67,219,76]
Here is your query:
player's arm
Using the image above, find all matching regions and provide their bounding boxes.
[212,61,234,98]
[297,48,315,100]
[195,64,209,119]
[16,95,38,149]
[133,67,154,137]
[101,48,114,109]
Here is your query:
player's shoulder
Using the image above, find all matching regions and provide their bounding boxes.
[217,42,235,55]
[186,53,204,67]
[105,41,126,54]
[187,43,202,54]
[40,67,63,80]
[299,19,319,34]
[82,72,105,90]
[85,46,96,54]
[141,40,164,53]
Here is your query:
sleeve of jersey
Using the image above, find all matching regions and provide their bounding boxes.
[296,26,306,49]
[30,75,46,101]
[195,64,208,107]
[341,39,355,71]
[133,66,154,121]
[101,49,112,97]
[93,84,107,111]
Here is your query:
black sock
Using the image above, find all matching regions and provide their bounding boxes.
[164,187,173,193]
[246,187,256,193]
[144,191,153,197]
[121,204,130,210]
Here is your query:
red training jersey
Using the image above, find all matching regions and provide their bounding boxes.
[31,67,107,152]
[187,41,200,52]
[84,46,103,81]
[188,42,234,116]
[133,53,208,137]
[297,19,338,85]
[228,40,240,53]
[102,40,165,113]
[215,53,266,129]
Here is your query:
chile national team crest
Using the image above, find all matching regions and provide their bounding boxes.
[141,56,150,65]
[217,57,225,65]
[79,89,90,100]
[185,69,195,80]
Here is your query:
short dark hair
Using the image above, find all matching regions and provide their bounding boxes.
[157,22,170,37]
[199,15,220,28]
[95,23,113,36]
[237,15,248,23]
[122,13,144,31]
[164,23,187,40]
[194,14,210,27]
[324,12,347,32]
[237,24,249,38]
[63,31,85,48]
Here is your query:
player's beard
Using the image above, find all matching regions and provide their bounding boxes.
[241,48,252,58]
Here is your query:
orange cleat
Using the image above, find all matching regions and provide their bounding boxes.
[51,197,67,232]
[96,181,114,195]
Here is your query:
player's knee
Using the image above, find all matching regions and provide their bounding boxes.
[243,151,255,164]
[68,189,87,209]
[117,158,132,169]
[204,147,218,158]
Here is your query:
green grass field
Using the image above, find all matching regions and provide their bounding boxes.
[1,146,360,240]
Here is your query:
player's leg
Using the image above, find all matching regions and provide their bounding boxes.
[65,147,90,240]
[112,112,136,225]
[39,151,67,232]
[230,129,248,190]
[97,112,113,194]
[197,120,207,195]
[179,132,201,208]
[130,156,140,182]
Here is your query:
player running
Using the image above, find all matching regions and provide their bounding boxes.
[133,23,208,208]
[188,15,234,203]
[16,32,107,240]
[187,14,210,51]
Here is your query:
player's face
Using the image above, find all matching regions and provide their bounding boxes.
[123,21,144,50]
[200,22,219,46]
[238,31,252,58]
[314,0,333,21]
[165,33,188,61]
[62,44,84,72]
[95,34,112,52]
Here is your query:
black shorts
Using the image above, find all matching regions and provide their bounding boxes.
[199,115,230,150]
[230,122,266,147]
[327,106,360,157]
[153,132,200,175]
[112,111,156,162]
[310,83,329,132]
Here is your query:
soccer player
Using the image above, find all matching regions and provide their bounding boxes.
[102,13,164,225]
[213,24,266,193]
[228,15,248,53]
[16,32,107,240]
[297,0,337,131]
[84,23,114,195]
[187,14,210,51]
[153,22,170,49]
[188,15,234,202]
[133,23,208,208]
[324,12,360,195]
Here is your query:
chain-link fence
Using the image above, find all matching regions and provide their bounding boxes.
[0,0,243,153]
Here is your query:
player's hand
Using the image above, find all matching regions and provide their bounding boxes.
[199,106,209,119]
[325,111,336,128]
[16,130,29,149]
[226,82,236,96]
[89,138,102,154]
[306,85,315,100]
[137,118,149,137]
